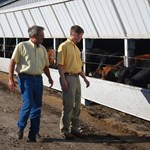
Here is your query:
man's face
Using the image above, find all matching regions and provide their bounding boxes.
[71,32,83,43]
[35,30,44,44]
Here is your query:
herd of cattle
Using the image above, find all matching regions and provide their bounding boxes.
[92,53,150,89]
[1,45,149,89]
[47,49,150,89]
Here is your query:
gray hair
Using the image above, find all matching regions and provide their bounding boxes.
[28,25,44,37]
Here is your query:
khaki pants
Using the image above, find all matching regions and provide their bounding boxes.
[60,75,81,134]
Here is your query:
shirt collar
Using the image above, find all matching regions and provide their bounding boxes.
[67,38,76,46]
[29,39,40,48]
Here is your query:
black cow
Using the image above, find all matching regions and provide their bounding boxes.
[85,48,107,76]
[86,48,122,77]
[118,60,150,88]
[94,54,150,89]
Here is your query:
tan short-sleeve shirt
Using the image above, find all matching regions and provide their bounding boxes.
[57,39,82,74]
[11,40,49,75]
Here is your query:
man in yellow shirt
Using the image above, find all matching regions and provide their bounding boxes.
[57,25,90,140]
[8,25,53,142]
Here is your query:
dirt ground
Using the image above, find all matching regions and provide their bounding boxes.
[0,71,150,150]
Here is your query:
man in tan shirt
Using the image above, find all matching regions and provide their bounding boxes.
[57,25,90,140]
[8,25,53,142]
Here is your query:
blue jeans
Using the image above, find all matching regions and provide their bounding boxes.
[17,74,43,134]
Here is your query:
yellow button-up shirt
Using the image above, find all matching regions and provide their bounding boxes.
[11,40,49,75]
[57,39,82,74]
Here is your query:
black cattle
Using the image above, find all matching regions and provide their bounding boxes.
[119,60,150,88]
[94,54,150,89]
[86,48,123,77]
[85,48,107,76]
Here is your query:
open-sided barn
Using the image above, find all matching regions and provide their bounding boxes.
[0,0,150,121]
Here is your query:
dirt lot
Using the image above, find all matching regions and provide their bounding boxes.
[0,71,150,150]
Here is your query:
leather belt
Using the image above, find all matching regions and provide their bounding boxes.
[19,73,41,77]
[64,72,79,77]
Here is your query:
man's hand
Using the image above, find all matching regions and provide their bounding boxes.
[59,77,68,91]
[48,77,54,88]
[84,78,90,88]
[8,79,16,91]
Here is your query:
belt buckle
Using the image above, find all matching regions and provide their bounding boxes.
[65,72,78,76]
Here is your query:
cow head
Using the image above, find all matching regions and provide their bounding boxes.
[47,49,55,67]
[94,65,113,79]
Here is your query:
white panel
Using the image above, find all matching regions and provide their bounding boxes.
[29,8,51,37]
[114,0,150,37]
[128,0,147,33]
[22,9,35,27]
[1,57,150,121]
[85,0,124,37]
[95,0,114,35]
[33,67,150,122]
[0,23,4,37]
[99,0,117,35]
[6,12,23,37]
[43,69,61,91]
[81,76,150,121]
[114,0,133,35]
[66,0,98,38]
[85,0,106,36]
[0,0,71,13]
[114,0,140,35]
[137,0,150,33]
[52,3,74,37]
[0,58,10,72]
[0,0,150,38]
[14,11,29,37]
[40,6,64,38]
[0,14,13,37]
[105,0,124,35]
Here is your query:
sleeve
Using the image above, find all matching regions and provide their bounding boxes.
[11,44,21,64]
[57,44,66,65]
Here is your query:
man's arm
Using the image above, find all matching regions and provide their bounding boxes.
[57,65,68,91]
[8,59,16,91]
[79,71,90,88]
[43,66,53,87]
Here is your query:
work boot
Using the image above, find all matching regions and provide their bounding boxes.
[36,133,44,142]
[71,132,85,138]
[27,132,44,142]
[27,131,36,142]
[17,129,24,140]
[62,133,76,140]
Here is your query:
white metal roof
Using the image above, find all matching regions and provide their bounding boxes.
[0,0,150,38]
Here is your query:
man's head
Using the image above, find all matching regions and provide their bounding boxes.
[28,25,44,45]
[70,25,84,43]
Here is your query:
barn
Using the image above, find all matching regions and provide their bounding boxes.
[0,0,150,121]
